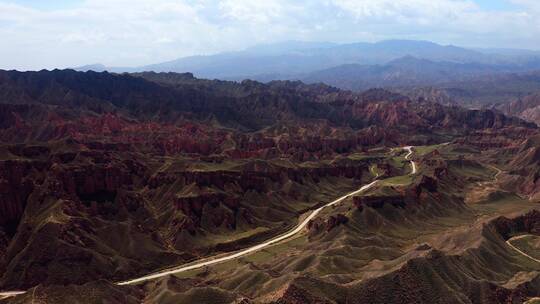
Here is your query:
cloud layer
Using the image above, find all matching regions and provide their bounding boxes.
[0,0,538,70]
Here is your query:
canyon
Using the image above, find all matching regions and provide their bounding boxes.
[0,70,539,303]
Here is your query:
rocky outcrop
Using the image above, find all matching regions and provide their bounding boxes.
[175,193,241,230]
[353,176,438,212]
[503,136,540,198]
[498,92,540,126]
[154,163,367,235]
[412,176,438,196]
[419,150,450,179]
[0,160,44,236]
[455,127,537,150]
[308,214,349,234]
[150,165,367,192]
[353,195,407,212]
[56,164,135,203]
[491,210,540,239]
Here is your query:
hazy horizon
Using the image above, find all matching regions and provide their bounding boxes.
[2,0,540,70]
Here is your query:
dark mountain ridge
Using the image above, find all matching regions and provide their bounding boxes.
[1,69,533,135]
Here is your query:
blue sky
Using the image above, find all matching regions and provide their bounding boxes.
[475,0,516,10]
[7,0,83,10]
[1,0,539,70]
[7,0,520,12]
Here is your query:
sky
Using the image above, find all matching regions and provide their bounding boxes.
[1,0,539,70]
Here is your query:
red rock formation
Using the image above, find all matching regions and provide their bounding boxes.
[0,160,40,235]
[57,165,133,200]
[0,69,538,293]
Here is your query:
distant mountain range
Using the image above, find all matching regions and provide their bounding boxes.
[76,40,540,83]
[301,56,540,91]
[394,70,540,109]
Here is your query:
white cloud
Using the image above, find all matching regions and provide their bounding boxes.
[330,0,477,21]
[511,0,540,11]
[219,0,285,23]
[0,0,539,70]
[0,0,222,70]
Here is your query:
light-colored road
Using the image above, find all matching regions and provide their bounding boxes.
[0,146,417,295]
[118,146,417,285]
[0,291,26,300]
[506,235,540,264]
[404,146,417,174]
[486,164,503,181]
[118,180,381,285]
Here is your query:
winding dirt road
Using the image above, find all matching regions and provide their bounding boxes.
[506,235,540,264]
[485,166,540,264]
[486,164,503,182]
[118,180,381,285]
[525,297,540,304]
[118,146,417,285]
[0,146,418,296]
[404,146,416,174]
